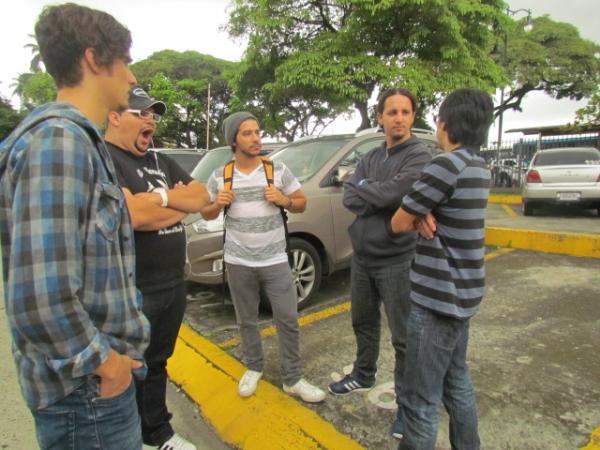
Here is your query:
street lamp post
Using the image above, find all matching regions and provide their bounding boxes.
[496,8,533,174]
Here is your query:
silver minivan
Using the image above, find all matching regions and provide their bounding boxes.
[184,129,439,308]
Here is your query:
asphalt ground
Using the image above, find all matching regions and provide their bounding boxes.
[169,200,600,450]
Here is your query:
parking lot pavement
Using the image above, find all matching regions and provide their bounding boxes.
[177,247,600,450]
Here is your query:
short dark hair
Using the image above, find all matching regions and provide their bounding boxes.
[377,88,418,115]
[438,88,494,147]
[35,3,132,88]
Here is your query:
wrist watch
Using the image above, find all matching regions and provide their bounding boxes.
[154,188,169,207]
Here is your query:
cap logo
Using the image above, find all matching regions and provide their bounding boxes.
[132,87,150,99]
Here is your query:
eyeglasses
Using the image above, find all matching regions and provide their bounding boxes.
[125,109,162,122]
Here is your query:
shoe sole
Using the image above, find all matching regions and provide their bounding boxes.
[327,386,373,396]
[392,432,403,439]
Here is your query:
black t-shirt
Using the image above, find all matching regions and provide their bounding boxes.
[106,143,193,292]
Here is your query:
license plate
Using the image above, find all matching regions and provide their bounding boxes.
[557,192,580,201]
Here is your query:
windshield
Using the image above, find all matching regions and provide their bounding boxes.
[272,136,351,182]
[191,147,233,182]
[534,149,600,166]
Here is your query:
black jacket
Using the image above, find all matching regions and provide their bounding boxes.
[343,136,432,266]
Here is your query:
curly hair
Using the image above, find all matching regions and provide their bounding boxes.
[35,3,132,88]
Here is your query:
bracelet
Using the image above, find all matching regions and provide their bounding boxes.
[154,188,169,207]
[286,197,293,209]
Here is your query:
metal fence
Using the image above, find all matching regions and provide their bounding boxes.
[481,132,600,187]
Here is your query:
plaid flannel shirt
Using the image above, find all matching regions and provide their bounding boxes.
[0,103,149,410]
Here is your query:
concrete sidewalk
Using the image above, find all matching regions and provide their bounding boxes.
[0,255,229,450]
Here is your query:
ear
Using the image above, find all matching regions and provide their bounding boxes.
[107,111,121,128]
[377,113,383,126]
[82,48,102,75]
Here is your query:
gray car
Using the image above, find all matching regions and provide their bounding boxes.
[521,147,600,216]
[184,129,439,308]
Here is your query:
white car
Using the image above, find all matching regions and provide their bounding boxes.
[521,147,600,216]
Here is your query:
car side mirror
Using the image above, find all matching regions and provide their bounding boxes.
[332,166,355,185]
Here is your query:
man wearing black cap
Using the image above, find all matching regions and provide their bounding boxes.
[105,86,209,450]
[200,112,326,403]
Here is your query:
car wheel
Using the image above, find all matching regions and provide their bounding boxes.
[522,199,534,216]
[289,238,322,310]
[259,238,322,311]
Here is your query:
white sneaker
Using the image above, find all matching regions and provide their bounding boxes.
[238,370,263,397]
[145,433,197,450]
[283,378,326,403]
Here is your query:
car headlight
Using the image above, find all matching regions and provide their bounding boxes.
[190,213,224,234]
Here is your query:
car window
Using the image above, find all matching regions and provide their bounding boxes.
[339,138,384,169]
[272,137,351,182]
[191,147,233,182]
[167,153,203,173]
[533,150,600,166]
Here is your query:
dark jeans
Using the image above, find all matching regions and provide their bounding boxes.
[350,257,411,406]
[33,379,141,450]
[136,281,187,446]
[400,304,480,450]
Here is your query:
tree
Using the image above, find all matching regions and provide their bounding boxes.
[0,95,22,141]
[227,0,506,134]
[496,15,600,117]
[131,50,237,148]
[13,72,56,110]
[575,87,600,127]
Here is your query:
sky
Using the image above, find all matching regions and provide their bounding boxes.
[2,0,599,142]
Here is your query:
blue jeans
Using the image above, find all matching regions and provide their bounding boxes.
[137,281,187,445]
[33,378,141,450]
[350,257,411,406]
[399,304,480,450]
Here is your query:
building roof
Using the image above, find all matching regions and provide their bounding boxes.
[506,124,600,136]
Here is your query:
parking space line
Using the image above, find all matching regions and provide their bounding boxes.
[488,194,521,205]
[219,301,352,349]
[168,324,364,450]
[500,204,518,218]
[486,226,600,258]
[581,425,600,449]
[218,249,514,350]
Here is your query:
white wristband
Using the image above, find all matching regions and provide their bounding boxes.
[154,188,168,207]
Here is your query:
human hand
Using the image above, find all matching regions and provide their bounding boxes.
[95,351,143,398]
[215,190,235,208]
[415,213,437,239]
[264,185,286,206]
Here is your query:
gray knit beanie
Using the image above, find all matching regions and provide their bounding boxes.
[222,111,258,146]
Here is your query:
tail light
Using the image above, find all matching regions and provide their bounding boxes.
[526,169,542,183]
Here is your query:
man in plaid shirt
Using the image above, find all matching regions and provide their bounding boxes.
[0,4,149,449]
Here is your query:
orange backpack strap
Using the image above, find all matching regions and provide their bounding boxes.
[261,156,274,186]
[223,159,235,192]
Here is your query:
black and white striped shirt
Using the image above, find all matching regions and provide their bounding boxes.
[401,148,491,319]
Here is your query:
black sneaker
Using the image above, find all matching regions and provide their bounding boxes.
[328,374,373,395]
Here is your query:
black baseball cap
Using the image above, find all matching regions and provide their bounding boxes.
[128,86,167,115]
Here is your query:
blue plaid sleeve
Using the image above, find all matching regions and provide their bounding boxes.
[7,124,111,378]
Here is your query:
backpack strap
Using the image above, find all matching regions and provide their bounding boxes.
[260,157,290,255]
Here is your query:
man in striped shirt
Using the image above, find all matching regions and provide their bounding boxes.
[201,112,325,403]
[391,88,494,450]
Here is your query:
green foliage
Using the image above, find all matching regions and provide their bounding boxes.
[0,96,23,141]
[131,50,237,148]
[227,0,506,134]
[499,15,600,116]
[17,72,56,110]
[575,87,600,127]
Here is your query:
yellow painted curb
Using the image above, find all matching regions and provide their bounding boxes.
[581,425,600,449]
[485,227,600,258]
[167,324,364,450]
[488,194,522,205]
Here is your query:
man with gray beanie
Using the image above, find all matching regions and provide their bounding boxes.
[200,112,326,403]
